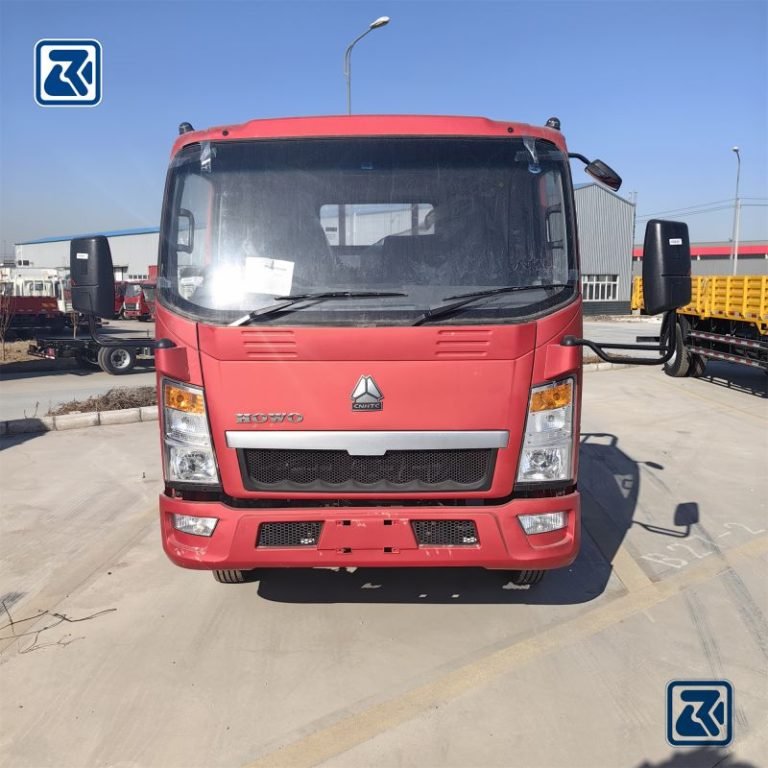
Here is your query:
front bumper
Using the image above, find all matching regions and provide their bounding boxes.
[160,491,580,571]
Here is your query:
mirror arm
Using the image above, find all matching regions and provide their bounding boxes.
[82,312,165,350]
[567,152,591,166]
[562,311,676,366]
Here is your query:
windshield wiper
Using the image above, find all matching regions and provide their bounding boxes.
[231,291,407,326]
[412,284,569,326]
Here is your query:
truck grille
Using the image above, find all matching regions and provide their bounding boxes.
[240,449,496,493]
[412,520,479,546]
[257,521,323,547]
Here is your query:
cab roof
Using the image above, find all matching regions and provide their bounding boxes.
[171,114,567,157]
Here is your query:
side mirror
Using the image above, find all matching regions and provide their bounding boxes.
[70,236,115,318]
[585,160,622,191]
[177,208,195,253]
[642,220,691,315]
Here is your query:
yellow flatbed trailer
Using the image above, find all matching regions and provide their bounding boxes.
[632,275,768,375]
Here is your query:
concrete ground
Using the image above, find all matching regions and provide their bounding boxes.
[0,364,766,768]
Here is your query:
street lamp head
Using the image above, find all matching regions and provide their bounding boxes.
[345,16,391,115]
[732,146,740,154]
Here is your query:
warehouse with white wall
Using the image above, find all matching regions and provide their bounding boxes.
[13,228,159,281]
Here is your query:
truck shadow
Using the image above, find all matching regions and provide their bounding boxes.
[634,746,757,768]
[694,360,767,398]
[253,432,691,605]
[0,430,51,451]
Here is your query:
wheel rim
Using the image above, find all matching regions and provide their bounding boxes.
[109,349,131,369]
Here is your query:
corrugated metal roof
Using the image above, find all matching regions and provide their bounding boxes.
[574,182,634,206]
[16,227,160,246]
[632,242,768,258]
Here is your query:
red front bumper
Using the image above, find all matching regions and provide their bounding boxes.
[160,492,580,571]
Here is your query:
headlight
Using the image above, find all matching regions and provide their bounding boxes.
[163,379,220,486]
[517,378,575,484]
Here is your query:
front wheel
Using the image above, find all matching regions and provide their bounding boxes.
[503,570,546,587]
[98,345,137,375]
[213,569,247,584]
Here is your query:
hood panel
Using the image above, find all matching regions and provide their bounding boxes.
[198,325,537,498]
[198,324,535,361]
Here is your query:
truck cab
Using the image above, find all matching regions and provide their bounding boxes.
[123,280,156,321]
[70,114,690,585]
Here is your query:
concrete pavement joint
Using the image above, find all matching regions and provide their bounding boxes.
[244,536,768,768]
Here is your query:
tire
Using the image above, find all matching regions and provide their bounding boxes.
[663,315,692,378]
[689,353,707,378]
[97,345,137,375]
[504,569,546,587]
[213,569,247,584]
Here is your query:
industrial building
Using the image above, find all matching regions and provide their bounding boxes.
[573,183,635,315]
[13,228,159,281]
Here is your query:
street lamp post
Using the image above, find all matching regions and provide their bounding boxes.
[344,16,390,115]
[731,146,741,275]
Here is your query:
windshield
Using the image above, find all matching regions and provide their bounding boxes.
[159,137,576,325]
[125,283,143,298]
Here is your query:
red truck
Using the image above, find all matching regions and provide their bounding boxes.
[0,295,66,338]
[122,279,156,321]
[70,114,690,585]
[0,271,67,338]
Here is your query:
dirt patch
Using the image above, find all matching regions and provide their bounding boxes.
[48,386,157,416]
[0,341,37,365]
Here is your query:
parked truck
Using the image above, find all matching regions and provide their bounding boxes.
[71,114,690,585]
[632,275,768,375]
[123,280,157,321]
[27,333,155,374]
[0,268,68,338]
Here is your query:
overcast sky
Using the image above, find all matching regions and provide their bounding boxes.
[1,0,766,258]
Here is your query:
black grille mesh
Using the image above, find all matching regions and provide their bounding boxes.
[412,520,479,546]
[241,449,495,492]
[257,521,323,547]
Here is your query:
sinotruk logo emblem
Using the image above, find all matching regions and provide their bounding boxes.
[351,376,383,411]
[666,680,733,747]
[35,40,102,107]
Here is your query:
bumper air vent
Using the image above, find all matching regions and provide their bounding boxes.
[412,520,479,546]
[257,521,323,548]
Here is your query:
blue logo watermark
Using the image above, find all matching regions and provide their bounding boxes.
[34,39,102,107]
[667,680,733,747]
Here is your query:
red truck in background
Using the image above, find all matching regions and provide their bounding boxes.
[0,268,67,338]
[70,114,690,586]
[122,266,157,321]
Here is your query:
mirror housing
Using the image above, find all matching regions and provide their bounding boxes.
[176,208,195,253]
[642,220,691,315]
[70,236,115,318]
[585,160,622,191]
